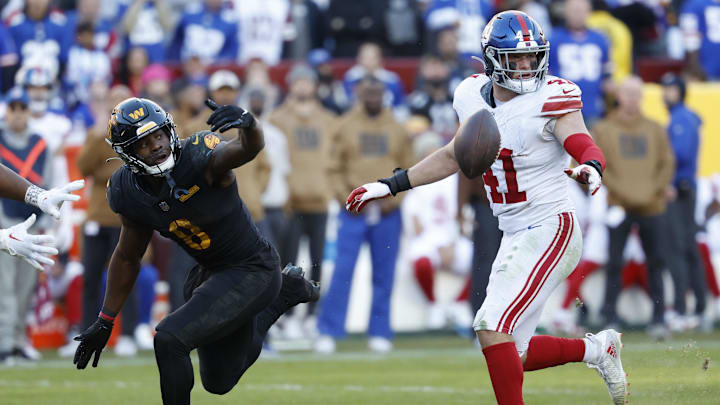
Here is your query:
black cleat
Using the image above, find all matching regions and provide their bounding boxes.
[280,264,320,307]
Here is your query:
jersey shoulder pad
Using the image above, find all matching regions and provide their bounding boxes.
[539,76,583,118]
[182,131,222,169]
[453,74,490,124]
[106,166,130,215]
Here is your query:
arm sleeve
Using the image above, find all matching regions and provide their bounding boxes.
[656,125,676,190]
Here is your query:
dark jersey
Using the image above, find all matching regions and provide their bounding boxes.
[107,131,265,270]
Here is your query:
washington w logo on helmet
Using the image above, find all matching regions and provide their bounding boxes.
[128,108,145,120]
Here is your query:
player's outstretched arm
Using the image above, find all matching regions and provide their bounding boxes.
[346,138,459,213]
[204,99,265,184]
[73,215,152,369]
[553,111,606,195]
[0,163,84,219]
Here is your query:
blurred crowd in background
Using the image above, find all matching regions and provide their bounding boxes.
[0,0,720,363]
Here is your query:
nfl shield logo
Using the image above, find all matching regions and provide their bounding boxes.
[158,201,170,212]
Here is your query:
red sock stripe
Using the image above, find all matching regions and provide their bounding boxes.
[509,213,574,333]
[499,213,573,334]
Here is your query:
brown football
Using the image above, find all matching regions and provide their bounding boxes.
[454,109,502,179]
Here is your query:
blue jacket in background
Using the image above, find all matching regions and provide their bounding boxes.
[168,4,239,64]
[667,103,701,189]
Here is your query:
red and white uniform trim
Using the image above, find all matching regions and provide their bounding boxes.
[473,211,582,354]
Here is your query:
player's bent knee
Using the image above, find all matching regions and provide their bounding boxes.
[153,330,189,356]
[476,329,514,349]
[202,374,238,395]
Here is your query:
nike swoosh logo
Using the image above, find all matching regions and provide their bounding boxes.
[9,234,20,241]
[527,225,542,230]
[192,135,200,145]
[562,89,573,94]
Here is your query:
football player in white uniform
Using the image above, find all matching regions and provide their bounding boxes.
[346,11,627,405]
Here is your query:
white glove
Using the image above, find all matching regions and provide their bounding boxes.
[564,164,602,195]
[0,214,58,270]
[345,182,392,213]
[25,180,85,220]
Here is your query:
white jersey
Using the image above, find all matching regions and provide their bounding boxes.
[234,0,289,65]
[453,74,583,232]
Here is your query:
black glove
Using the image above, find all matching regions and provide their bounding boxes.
[73,317,113,369]
[205,99,256,133]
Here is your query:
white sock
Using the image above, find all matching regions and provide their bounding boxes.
[582,337,597,363]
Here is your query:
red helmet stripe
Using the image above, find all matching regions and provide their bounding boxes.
[514,12,531,41]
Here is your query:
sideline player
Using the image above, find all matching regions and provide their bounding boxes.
[72,98,319,404]
[0,163,84,270]
[346,11,627,405]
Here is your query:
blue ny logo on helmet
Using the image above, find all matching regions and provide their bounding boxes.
[480,10,549,94]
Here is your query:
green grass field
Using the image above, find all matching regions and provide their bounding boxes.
[1,331,719,404]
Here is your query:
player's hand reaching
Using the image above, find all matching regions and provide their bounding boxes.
[346,182,391,213]
[205,99,256,133]
[73,317,113,369]
[565,164,602,195]
[26,180,85,220]
[0,214,58,270]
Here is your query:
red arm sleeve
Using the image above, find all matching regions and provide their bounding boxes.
[563,133,606,171]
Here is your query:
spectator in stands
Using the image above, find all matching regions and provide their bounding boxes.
[661,73,707,331]
[269,64,335,325]
[343,42,407,114]
[593,75,675,340]
[549,0,612,125]
[433,27,473,89]
[64,0,118,55]
[587,0,633,81]
[308,48,349,114]
[384,0,424,56]
[238,59,280,116]
[0,23,18,93]
[140,63,173,111]
[326,0,386,57]
[8,0,71,79]
[404,131,473,332]
[408,54,457,140]
[117,0,173,63]
[168,0,239,65]
[171,77,208,140]
[282,0,328,60]
[0,87,52,364]
[423,0,495,60]
[115,47,149,96]
[680,0,720,80]
[21,67,74,257]
[235,0,290,65]
[316,76,413,354]
[64,21,111,106]
[73,83,140,357]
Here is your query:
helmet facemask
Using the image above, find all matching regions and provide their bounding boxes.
[484,44,549,94]
[110,115,181,177]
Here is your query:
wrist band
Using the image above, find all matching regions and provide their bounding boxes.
[583,160,603,178]
[378,168,412,196]
[24,184,44,207]
[99,308,117,323]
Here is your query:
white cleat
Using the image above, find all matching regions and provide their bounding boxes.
[586,329,628,404]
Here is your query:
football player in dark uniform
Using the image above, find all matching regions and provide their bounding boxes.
[72,98,319,405]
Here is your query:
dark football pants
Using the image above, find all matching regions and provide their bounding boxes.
[154,244,282,405]
[469,201,501,314]
[81,226,138,336]
[665,189,707,315]
[285,212,327,315]
[602,213,666,325]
